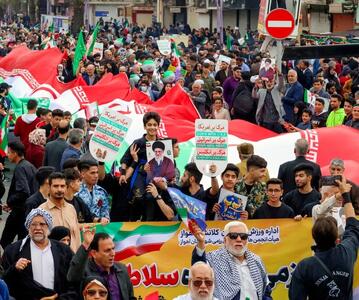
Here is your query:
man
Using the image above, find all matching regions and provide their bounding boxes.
[64,168,97,224]
[253,178,295,219]
[174,262,218,300]
[39,172,81,252]
[345,103,359,129]
[310,79,330,100]
[147,140,175,182]
[44,119,70,171]
[235,155,268,217]
[82,64,100,86]
[236,142,270,181]
[283,163,321,217]
[215,60,230,85]
[67,231,135,300]
[328,158,359,214]
[179,162,206,201]
[191,221,271,299]
[25,166,55,215]
[41,108,64,141]
[223,66,241,108]
[14,99,40,151]
[282,69,304,123]
[326,94,346,127]
[0,82,12,125]
[289,178,358,300]
[189,80,207,118]
[60,128,83,170]
[0,141,38,249]
[254,70,285,133]
[76,160,110,221]
[311,98,328,128]
[278,138,322,195]
[2,208,75,299]
[298,60,314,90]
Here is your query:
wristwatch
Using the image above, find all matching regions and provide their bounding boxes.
[155,195,162,200]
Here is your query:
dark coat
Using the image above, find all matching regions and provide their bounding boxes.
[278,156,322,195]
[67,245,135,300]
[44,137,68,172]
[2,237,76,300]
[282,81,304,123]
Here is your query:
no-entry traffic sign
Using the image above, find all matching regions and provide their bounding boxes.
[265,8,295,40]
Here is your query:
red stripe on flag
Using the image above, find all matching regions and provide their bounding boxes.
[114,243,164,261]
[145,291,159,300]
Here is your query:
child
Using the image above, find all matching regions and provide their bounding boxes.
[287,108,313,132]
[119,111,161,221]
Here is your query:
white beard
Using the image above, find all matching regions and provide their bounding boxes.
[189,290,214,300]
[226,244,247,257]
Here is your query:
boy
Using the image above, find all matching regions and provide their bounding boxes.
[119,111,161,221]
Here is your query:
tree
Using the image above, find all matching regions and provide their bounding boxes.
[71,0,84,34]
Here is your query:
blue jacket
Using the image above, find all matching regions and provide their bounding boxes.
[60,145,81,170]
[282,81,304,123]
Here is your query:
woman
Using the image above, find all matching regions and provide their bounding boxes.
[81,276,108,300]
[26,128,46,168]
[48,226,71,247]
[292,101,307,126]
[158,82,173,98]
[211,97,231,120]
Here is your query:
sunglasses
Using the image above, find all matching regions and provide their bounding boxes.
[86,289,108,297]
[227,232,249,240]
[192,280,214,287]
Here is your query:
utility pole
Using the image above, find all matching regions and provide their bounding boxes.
[216,0,223,46]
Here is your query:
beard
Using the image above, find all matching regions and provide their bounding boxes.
[226,243,247,257]
[189,288,214,300]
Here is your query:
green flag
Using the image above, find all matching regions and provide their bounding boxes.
[0,114,9,157]
[48,22,54,33]
[86,23,100,56]
[73,30,87,76]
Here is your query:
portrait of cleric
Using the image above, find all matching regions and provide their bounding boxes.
[146,140,175,183]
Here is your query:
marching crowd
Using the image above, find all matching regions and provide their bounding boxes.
[0,18,357,300]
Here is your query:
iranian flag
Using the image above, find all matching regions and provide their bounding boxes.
[95,222,181,261]
[0,45,87,99]
[0,114,9,157]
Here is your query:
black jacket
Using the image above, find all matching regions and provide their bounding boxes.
[44,137,68,172]
[278,156,322,196]
[2,237,76,300]
[7,159,38,210]
[67,245,135,300]
[289,217,359,300]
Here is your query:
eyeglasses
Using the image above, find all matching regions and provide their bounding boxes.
[30,222,48,228]
[192,280,214,287]
[86,289,108,297]
[227,232,249,240]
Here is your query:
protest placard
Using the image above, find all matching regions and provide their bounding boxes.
[157,40,172,55]
[89,108,132,162]
[216,188,248,220]
[195,119,228,177]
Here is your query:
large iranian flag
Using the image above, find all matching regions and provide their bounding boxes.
[0,45,87,99]
[95,222,181,261]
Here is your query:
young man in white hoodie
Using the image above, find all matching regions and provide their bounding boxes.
[14,99,40,151]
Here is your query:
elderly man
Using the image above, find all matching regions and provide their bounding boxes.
[189,80,207,118]
[82,64,99,86]
[282,69,304,123]
[192,221,271,300]
[2,208,75,299]
[174,262,218,300]
[329,158,359,214]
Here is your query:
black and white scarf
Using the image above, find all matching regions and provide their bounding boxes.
[206,247,267,300]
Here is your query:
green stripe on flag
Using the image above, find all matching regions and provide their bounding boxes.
[115,222,181,240]
[0,114,9,154]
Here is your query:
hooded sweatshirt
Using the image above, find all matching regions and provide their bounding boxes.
[14,113,41,149]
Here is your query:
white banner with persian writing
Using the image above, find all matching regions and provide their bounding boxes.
[194,119,228,177]
[89,108,132,162]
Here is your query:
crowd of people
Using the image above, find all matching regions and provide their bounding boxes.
[0,18,357,300]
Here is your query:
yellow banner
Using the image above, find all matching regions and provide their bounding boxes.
[115,219,359,299]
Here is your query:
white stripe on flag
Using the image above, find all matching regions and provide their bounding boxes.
[268,20,292,28]
[114,232,175,252]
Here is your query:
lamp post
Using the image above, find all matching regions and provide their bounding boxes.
[216,0,223,46]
